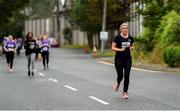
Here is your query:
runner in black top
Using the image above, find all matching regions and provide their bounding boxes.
[111,23,134,99]
[24,32,37,76]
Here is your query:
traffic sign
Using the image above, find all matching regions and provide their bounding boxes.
[100,31,108,40]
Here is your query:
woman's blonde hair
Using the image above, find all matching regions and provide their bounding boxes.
[119,23,128,32]
[43,35,48,39]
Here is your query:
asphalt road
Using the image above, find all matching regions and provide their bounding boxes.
[0,48,180,110]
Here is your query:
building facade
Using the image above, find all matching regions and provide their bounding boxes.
[128,1,144,37]
[24,0,88,46]
[24,0,144,46]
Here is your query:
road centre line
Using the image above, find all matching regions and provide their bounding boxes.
[48,78,58,83]
[89,96,109,105]
[38,73,45,76]
[64,85,78,91]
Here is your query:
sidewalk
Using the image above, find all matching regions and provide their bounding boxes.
[97,57,180,74]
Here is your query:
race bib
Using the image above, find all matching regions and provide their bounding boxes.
[44,43,49,46]
[30,44,35,49]
[43,47,48,51]
[7,44,14,48]
[122,42,130,48]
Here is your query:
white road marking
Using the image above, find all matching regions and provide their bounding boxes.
[34,69,37,72]
[48,78,58,83]
[64,85,78,91]
[89,96,109,105]
[35,79,50,82]
[98,61,114,66]
[38,73,45,76]
[98,60,162,73]
[132,67,162,73]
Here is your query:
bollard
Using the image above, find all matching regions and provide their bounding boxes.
[92,45,97,57]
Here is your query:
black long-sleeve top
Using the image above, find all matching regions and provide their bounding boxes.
[24,39,37,56]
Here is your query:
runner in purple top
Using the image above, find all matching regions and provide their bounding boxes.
[40,35,50,70]
[4,35,17,72]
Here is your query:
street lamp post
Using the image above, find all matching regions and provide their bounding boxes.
[100,0,107,54]
[55,0,61,47]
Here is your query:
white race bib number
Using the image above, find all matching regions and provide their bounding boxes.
[30,45,35,49]
[122,42,130,48]
[43,47,48,51]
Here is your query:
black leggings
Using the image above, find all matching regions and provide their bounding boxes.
[115,57,132,92]
[41,51,49,67]
[5,51,15,69]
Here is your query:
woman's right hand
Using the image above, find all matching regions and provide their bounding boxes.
[112,42,126,52]
[120,48,126,51]
[4,49,8,52]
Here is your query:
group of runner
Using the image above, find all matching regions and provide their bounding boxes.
[2,23,134,99]
[2,32,51,76]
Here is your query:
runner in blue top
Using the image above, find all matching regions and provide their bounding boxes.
[4,35,17,72]
[40,35,50,70]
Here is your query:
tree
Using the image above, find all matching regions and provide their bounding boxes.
[137,0,180,51]
[0,0,54,40]
[135,0,180,66]
[70,0,135,48]
[0,12,27,37]
[63,27,72,44]
[0,0,30,25]
[28,0,54,19]
[0,0,30,38]
[70,0,101,48]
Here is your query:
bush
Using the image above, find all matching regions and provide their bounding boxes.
[63,27,72,44]
[163,45,180,67]
[149,46,164,64]
[156,11,180,48]
[61,44,83,49]
[136,28,156,51]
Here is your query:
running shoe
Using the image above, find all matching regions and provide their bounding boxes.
[123,92,128,99]
[44,65,46,70]
[113,82,119,92]
[31,72,34,76]
[9,69,13,72]
[28,71,31,76]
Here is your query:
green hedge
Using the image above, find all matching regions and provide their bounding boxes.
[63,27,72,44]
[136,28,156,51]
[163,45,180,67]
[156,11,180,48]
